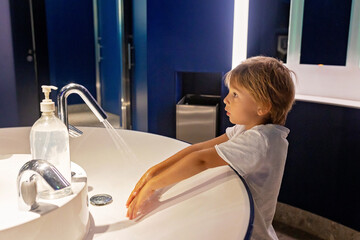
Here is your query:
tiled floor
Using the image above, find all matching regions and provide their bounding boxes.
[274,221,324,240]
[274,202,360,240]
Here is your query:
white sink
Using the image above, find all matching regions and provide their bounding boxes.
[0,154,89,240]
[0,127,253,240]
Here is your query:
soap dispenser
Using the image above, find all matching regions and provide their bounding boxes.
[30,85,72,199]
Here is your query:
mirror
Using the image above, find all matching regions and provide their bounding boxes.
[300,0,352,66]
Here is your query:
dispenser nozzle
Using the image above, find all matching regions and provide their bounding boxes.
[41,85,58,101]
[40,85,58,112]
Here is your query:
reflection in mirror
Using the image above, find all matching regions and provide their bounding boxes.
[300,0,352,66]
[247,0,290,63]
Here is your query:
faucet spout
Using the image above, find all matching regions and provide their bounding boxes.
[57,83,108,137]
[17,160,71,211]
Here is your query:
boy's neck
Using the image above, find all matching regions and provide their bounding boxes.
[244,117,270,130]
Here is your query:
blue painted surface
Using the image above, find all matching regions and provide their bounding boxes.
[0,0,18,127]
[133,0,234,137]
[6,0,40,126]
[300,0,352,65]
[247,0,290,61]
[132,0,148,131]
[282,102,360,231]
[97,0,122,115]
[45,0,96,104]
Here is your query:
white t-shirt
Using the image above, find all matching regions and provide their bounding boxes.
[215,124,290,240]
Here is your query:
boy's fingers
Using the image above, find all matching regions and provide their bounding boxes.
[126,181,145,207]
[134,180,146,193]
[126,191,137,207]
[127,207,133,219]
[127,200,135,219]
[126,195,133,207]
[132,204,139,220]
[136,178,145,189]
[134,176,146,190]
[126,178,148,207]
[127,170,152,209]
[126,196,131,207]
[128,196,142,220]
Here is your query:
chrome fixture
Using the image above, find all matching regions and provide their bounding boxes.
[17,160,71,211]
[90,194,113,206]
[57,83,108,138]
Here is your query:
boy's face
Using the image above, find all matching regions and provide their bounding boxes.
[224,84,263,128]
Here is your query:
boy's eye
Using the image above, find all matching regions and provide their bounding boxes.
[232,92,238,98]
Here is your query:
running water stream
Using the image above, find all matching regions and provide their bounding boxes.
[102,119,141,165]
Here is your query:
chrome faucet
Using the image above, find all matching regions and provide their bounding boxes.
[17,160,71,211]
[57,83,108,138]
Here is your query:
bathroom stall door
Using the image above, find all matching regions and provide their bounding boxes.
[7,0,50,126]
[94,0,131,128]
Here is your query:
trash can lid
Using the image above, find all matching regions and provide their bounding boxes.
[182,94,220,106]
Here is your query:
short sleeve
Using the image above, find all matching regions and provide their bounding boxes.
[215,129,269,176]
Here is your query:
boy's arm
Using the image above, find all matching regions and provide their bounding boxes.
[153,133,229,174]
[126,134,229,208]
[127,147,228,220]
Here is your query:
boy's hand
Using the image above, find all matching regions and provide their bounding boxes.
[126,181,155,220]
[126,167,155,208]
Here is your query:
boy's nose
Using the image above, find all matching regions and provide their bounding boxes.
[224,94,229,104]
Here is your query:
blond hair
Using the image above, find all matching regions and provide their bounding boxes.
[225,56,295,125]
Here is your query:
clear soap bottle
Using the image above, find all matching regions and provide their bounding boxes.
[30,85,72,199]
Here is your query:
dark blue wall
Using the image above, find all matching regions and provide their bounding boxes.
[0,0,19,127]
[1,0,92,127]
[282,102,360,231]
[247,0,290,61]
[300,0,352,65]
[132,0,148,131]
[1,0,42,127]
[97,0,123,115]
[45,0,96,104]
[133,0,234,136]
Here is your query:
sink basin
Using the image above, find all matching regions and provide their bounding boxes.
[0,127,253,239]
[0,154,89,240]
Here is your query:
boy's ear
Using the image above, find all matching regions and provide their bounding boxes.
[257,102,272,116]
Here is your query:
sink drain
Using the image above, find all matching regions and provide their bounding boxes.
[90,194,113,206]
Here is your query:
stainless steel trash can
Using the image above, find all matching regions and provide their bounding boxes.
[176,94,220,144]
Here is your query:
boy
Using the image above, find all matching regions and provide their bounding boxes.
[126,56,295,240]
